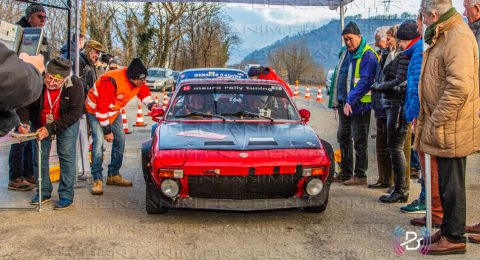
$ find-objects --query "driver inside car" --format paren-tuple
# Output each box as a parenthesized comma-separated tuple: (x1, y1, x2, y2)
(174, 94, 214, 117)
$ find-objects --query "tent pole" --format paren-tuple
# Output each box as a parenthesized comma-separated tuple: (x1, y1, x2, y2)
(75, 0, 80, 76)
(340, 0, 345, 46)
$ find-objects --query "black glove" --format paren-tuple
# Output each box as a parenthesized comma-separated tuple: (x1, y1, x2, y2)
(370, 82, 379, 91)
(393, 81, 407, 93)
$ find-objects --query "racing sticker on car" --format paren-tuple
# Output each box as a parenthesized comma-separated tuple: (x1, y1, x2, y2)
(259, 108, 271, 118)
(176, 130, 227, 140)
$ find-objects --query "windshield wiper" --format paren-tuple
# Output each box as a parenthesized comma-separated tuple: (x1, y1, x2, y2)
(222, 110, 274, 122)
(175, 111, 226, 121)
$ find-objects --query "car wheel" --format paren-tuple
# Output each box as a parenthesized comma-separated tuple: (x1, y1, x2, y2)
(304, 198, 328, 213)
(145, 182, 169, 214)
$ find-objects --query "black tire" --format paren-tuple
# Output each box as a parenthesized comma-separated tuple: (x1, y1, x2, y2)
(145, 182, 169, 214)
(304, 198, 328, 213)
(320, 139, 335, 185)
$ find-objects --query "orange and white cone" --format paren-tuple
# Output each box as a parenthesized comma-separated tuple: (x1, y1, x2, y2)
(133, 104, 147, 127)
(316, 87, 324, 102)
(155, 96, 159, 104)
(121, 109, 132, 134)
(304, 87, 311, 99)
(293, 80, 299, 97)
(162, 91, 169, 107)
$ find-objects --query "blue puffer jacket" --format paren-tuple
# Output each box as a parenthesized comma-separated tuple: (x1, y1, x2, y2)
(403, 38, 423, 123)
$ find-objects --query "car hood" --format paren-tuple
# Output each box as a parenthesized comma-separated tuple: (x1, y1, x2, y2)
(156, 121, 320, 150)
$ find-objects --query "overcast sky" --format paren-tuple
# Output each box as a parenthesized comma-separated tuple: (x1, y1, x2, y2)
(224, 0, 465, 64)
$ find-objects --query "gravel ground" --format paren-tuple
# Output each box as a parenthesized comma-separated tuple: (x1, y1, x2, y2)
(0, 89, 479, 259)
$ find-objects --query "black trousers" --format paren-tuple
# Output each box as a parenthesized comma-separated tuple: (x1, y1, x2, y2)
(376, 118, 393, 185)
(337, 104, 371, 178)
(385, 106, 407, 193)
(437, 156, 467, 243)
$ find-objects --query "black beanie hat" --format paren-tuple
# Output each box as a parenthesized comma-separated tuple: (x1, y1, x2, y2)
(397, 20, 420, 40)
(126, 58, 148, 80)
(25, 3, 46, 19)
(248, 66, 260, 77)
(342, 21, 361, 35)
(46, 57, 72, 79)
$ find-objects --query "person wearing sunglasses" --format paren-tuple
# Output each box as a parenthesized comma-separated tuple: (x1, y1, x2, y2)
(16, 3, 50, 61)
(16, 57, 85, 210)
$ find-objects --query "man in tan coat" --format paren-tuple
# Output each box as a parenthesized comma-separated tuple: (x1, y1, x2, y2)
(415, 0, 480, 255)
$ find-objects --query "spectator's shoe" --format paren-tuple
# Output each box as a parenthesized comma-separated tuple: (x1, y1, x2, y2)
(465, 223, 480, 234)
(410, 167, 420, 179)
(54, 198, 73, 210)
(332, 174, 351, 183)
(386, 187, 395, 194)
(379, 192, 408, 203)
(30, 194, 51, 205)
(91, 180, 103, 195)
(343, 177, 367, 186)
(8, 178, 33, 191)
(367, 182, 392, 189)
(427, 236, 466, 255)
(468, 234, 480, 244)
(106, 174, 132, 186)
(400, 199, 426, 214)
(410, 217, 442, 228)
(23, 176, 37, 186)
(422, 230, 442, 245)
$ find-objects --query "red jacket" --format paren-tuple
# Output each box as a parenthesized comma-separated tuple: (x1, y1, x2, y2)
(258, 67, 293, 96)
(86, 68, 152, 127)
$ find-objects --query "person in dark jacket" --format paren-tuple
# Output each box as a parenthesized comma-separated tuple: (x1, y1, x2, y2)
(328, 21, 379, 186)
(17, 57, 84, 209)
(79, 40, 103, 92)
(16, 3, 50, 61)
(369, 26, 394, 189)
(0, 43, 44, 138)
(371, 24, 410, 203)
(8, 3, 51, 190)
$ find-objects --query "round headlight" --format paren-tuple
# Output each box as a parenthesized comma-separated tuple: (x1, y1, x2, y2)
(160, 179, 180, 198)
(305, 178, 323, 196)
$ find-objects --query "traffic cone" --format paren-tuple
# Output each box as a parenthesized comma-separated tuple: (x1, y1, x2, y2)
(155, 96, 159, 104)
(316, 87, 324, 102)
(121, 109, 132, 134)
(304, 87, 311, 99)
(133, 104, 147, 127)
(163, 91, 169, 106)
(293, 80, 299, 97)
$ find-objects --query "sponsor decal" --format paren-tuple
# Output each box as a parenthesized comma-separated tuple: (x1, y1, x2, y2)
(176, 130, 227, 140)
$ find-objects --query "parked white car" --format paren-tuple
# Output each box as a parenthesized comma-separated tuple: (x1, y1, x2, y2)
(146, 68, 174, 91)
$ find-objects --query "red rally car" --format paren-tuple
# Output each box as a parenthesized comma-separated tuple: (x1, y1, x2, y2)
(141, 79, 334, 214)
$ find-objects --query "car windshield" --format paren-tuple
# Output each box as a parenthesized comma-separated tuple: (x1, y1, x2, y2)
(178, 70, 248, 83)
(166, 84, 299, 121)
(148, 70, 166, 78)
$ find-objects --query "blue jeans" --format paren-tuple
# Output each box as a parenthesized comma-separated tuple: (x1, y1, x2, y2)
(33, 121, 79, 200)
(418, 177, 426, 204)
(9, 140, 34, 180)
(87, 113, 125, 181)
(411, 149, 421, 169)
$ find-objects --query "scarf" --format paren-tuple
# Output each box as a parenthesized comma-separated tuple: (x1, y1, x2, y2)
(424, 7, 457, 45)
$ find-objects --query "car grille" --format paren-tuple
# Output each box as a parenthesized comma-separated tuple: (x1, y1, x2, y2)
(187, 174, 302, 199)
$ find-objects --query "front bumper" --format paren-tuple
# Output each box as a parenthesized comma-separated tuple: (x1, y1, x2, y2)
(152, 180, 330, 211)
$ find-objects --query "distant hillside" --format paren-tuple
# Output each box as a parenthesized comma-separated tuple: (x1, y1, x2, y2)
(241, 18, 405, 71)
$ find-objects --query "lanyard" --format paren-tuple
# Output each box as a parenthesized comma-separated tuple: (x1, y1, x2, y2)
(47, 87, 63, 115)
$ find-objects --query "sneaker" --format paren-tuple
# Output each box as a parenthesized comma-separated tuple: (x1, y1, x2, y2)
(30, 194, 52, 205)
(343, 176, 367, 186)
(400, 199, 426, 214)
(54, 198, 73, 210)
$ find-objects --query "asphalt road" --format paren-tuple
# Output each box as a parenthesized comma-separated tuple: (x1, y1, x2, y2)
(0, 89, 479, 259)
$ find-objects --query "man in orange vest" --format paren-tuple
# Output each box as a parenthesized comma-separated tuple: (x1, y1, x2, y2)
(85, 58, 156, 195)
